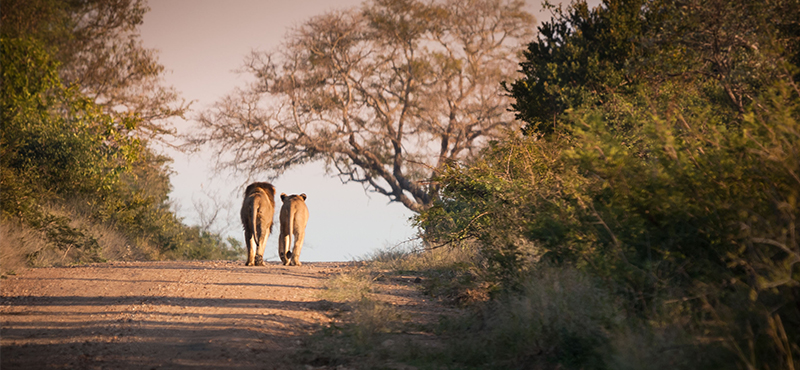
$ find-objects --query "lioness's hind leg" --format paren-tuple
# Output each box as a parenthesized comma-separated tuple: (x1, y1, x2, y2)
(289, 232, 304, 266)
(279, 233, 290, 265)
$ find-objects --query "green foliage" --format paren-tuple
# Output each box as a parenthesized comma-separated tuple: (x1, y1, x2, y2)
(565, 84, 799, 369)
(421, 0, 800, 368)
(424, 86, 800, 368)
(417, 134, 569, 287)
(506, 0, 645, 135)
(1, 35, 241, 267)
(2, 36, 134, 263)
(1, 37, 141, 201)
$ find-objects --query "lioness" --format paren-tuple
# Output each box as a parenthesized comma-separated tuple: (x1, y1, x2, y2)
(278, 193, 309, 266)
(240, 182, 276, 266)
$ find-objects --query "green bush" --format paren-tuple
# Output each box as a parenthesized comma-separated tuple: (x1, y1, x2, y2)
(1, 36, 242, 268)
(418, 1, 800, 368)
(423, 82, 800, 370)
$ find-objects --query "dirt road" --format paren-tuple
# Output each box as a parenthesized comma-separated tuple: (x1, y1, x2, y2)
(0, 260, 360, 369)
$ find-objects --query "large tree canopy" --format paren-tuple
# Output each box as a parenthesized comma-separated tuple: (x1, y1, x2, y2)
(192, 0, 534, 212)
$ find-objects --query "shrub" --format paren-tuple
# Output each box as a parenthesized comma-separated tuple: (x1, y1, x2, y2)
(1, 36, 242, 268)
(418, 1, 800, 367)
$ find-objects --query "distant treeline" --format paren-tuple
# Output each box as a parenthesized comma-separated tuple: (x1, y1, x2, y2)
(1, 0, 242, 271)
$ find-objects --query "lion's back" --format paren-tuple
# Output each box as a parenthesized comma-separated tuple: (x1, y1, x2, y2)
(241, 182, 276, 229)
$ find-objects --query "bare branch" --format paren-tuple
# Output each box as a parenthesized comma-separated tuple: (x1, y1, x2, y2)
(190, 0, 533, 212)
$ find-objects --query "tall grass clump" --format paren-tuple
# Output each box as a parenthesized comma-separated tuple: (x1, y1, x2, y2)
(438, 267, 621, 369)
(0, 219, 47, 276)
(322, 269, 375, 303)
(369, 242, 495, 304)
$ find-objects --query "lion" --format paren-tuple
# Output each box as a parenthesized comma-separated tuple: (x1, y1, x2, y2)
(278, 193, 309, 266)
(240, 182, 276, 266)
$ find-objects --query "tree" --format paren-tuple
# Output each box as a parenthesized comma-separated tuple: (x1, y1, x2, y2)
(506, 0, 645, 136)
(1, 2, 241, 266)
(0, 37, 142, 206)
(507, 0, 800, 137)
(192, 0, 534, 212)
(0, 0, 188, 139)
(1, 35, 143, 263)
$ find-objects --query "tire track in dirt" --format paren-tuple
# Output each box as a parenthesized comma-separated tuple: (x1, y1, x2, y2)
(1, 260, 353, 369)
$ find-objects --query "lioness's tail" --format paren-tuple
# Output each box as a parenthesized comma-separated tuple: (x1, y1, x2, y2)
(285, 208, 294, 259)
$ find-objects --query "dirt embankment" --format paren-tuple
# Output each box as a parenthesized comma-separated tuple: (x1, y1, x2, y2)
(0, 261, 369, 369)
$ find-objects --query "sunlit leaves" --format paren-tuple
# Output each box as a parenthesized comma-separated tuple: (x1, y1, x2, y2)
(1, 37, 142, 200)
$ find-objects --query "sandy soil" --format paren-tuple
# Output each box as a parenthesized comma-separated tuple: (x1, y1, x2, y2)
(0, 260, 397, 369)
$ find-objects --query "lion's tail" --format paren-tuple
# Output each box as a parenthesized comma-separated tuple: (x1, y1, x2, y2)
(252, 200, 263, 247)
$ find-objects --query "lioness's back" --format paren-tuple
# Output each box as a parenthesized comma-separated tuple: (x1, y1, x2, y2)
(279, 194, 308, 234)
(278, 193, 308, 266)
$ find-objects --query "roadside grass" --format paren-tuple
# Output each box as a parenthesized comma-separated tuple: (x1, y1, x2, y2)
(434, 267, 622, 369)
(0, 218, 47, 277)
(1, 194, 243, 274)
(1, 199, 164, 277)
(367, 242, 493, 305)
(300, 265, 414, 369)
(429, 267, 729, 370)
(300, 243, 493, 369)
(306, 243, 733, 369)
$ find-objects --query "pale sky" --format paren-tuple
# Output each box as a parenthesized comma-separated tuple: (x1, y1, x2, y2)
(138, 0, 559, 262)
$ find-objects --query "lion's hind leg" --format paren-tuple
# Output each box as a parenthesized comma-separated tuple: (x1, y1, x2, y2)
(244, 229, 256, 266)
(253, 200, 272, 266)
(255, 228, 269, 267)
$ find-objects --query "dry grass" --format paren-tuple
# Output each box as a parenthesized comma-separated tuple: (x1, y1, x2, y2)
(365, 242, 495, 305)
(1, 199, 163, 273)
(0, 219, 46, 276)
(301, 245, 480, 369)
(312, 248, 740, 369)
(313, 246, 724, 369)
(367, 241, 480, 273)
(330, 247, 701, 369)
(321, 269, 374, 302)
(319, 267, 405, 346)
